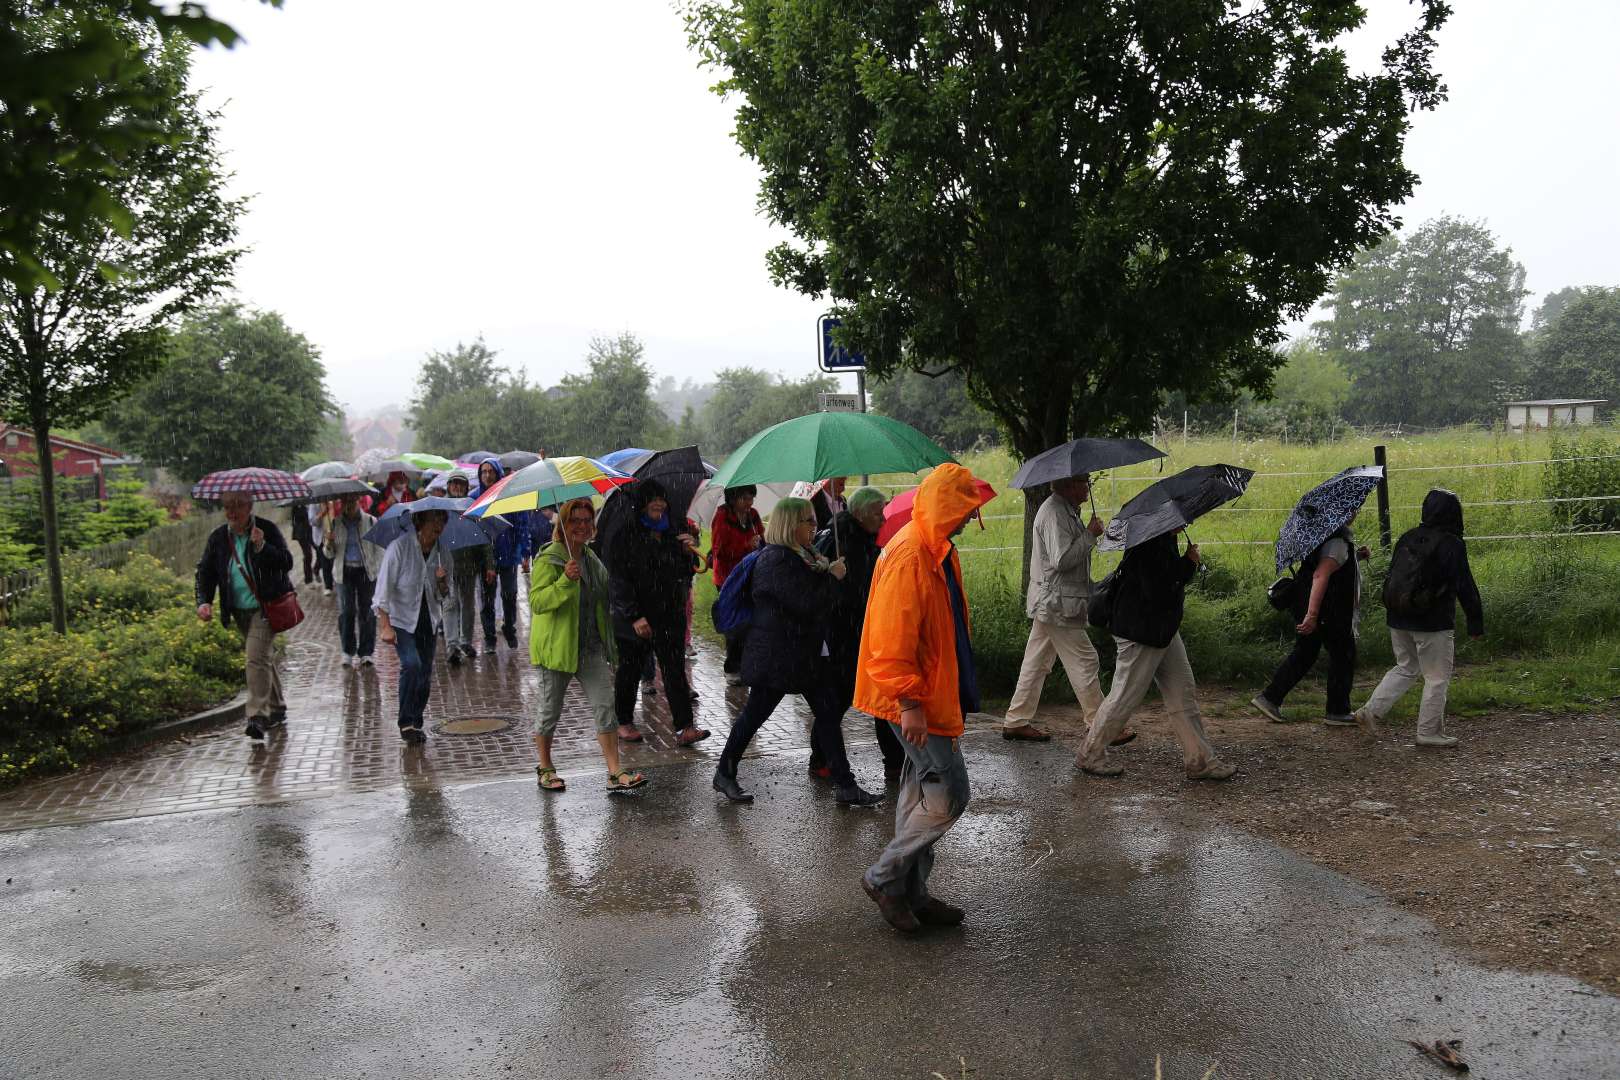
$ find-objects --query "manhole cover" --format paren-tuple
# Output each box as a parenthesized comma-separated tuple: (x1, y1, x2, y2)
(436, 716, 514, 736)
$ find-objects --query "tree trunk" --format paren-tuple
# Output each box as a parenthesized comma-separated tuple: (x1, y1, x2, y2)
(31, 412, 68, 634)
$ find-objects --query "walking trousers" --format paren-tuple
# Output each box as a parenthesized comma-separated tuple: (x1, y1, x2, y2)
(864, 732, 970, 901)
(1362, 628, 1455, 737)
(1262, 621, 1357, 716)
(614, 626, 694, 730)
(722, 683, 856, 787)
(235, 609, 285, 720)
(1005, 618, 1104, 728)
(1078, 633, 1215, 773)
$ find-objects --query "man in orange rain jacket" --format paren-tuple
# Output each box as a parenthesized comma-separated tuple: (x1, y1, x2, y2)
(857, 463, 993, 933)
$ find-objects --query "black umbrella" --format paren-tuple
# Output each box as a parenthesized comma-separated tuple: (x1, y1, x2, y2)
(1010, 438, 1166, 490)
(1098, 464, 1254, 551)
(277, 477, 379, 507)
(1274, 466, 1383, 571)
(595, 446, 714, 564)
(499, 450, 540, 472)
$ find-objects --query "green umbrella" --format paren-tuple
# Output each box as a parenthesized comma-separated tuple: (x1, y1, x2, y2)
(399, 451, 455, 472)
(709, 412, 955, 489)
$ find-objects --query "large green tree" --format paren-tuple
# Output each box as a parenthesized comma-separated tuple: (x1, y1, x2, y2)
(1529, 287, 1620, 406)
(687, 0, 1450, 579)
(1, 0, 272, 292)
(871, 367, 1000, 453)
(408, 337, 513, 454)
(1316, 216, 1528, 427)
(106, 305, 332, 482)
(0, 28, 242, 632)
(551, 333, 669, 454)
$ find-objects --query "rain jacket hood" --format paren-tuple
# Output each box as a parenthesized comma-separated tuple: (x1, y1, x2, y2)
(470, 457, 507, 500)
(1421, 488, 1464, 536)
(854, 464, 993, 738)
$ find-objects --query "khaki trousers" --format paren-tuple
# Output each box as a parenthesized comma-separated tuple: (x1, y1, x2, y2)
(239, 609, 285, 720)
(1362, 628, 1455, 737)
(1005, 619, 1104, 727)
(1078, 633, 1214, 773)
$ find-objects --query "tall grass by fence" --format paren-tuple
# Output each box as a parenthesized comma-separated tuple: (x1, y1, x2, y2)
(0, 511, 222, 623)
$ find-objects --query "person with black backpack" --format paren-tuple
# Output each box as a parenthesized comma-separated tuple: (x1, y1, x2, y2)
(1355, 489, 1484, 747)
(1251, 521, 1370, 726)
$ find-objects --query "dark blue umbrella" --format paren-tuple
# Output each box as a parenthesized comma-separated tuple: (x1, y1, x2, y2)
(1274, 466, 1384, 571)
(602, 447, 654, 472)
(363, 497, 506, 552)
(1098, 464, 1254, 551)
(1010, 438, 1166, 489)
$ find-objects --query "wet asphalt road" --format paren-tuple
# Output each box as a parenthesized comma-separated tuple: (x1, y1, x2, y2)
(3, 734, 1617, 1080)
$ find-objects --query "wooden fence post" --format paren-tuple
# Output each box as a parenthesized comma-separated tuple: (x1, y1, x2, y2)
(1374, 444, 1392, 548)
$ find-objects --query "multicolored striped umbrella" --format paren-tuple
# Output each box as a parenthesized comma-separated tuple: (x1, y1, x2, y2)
(192, 467, 311, 502)
(465, 456, 630, 517)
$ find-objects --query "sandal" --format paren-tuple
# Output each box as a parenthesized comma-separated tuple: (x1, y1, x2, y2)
(617, 725, 644, 743)
(676, 727, 711, 747)
(536, 766, 566, 791)
(607, 769, 648, 791)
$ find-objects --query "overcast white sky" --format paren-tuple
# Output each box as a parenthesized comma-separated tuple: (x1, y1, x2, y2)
(189, 0, 1620, 416)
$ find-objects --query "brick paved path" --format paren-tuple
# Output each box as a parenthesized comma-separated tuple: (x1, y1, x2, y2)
(0, 578, 958, 832)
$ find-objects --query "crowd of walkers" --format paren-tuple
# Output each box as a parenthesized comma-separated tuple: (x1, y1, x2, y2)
(195, 451, 1486, 935)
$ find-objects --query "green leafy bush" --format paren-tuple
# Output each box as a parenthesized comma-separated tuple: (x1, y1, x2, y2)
(1544, 431, 1620, 530)
(0, 566, 241, 788)
(8, 553, 189, 628)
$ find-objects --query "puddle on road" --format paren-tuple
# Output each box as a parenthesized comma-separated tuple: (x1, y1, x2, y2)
(71, 959, 216, 993)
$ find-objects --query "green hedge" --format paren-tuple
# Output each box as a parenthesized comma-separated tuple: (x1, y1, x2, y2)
(0, 558, 242, 788)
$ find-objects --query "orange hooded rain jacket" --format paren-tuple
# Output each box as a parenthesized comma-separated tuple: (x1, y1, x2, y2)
(854, 463, 994, 738)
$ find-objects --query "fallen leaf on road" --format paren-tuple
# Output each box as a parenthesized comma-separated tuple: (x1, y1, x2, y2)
(1404, 1038, 1468, 1072)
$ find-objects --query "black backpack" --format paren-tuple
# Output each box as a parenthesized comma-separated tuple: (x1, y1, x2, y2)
(1383, 530, 1445, 618)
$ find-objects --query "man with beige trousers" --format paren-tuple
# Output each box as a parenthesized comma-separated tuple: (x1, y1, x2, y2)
(1003, 473, 1125, 743)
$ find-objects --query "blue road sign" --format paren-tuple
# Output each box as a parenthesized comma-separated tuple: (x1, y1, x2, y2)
(817, 315, 866, 373)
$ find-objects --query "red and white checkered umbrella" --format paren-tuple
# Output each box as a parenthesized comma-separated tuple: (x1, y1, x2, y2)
(191, 467, 312, 502)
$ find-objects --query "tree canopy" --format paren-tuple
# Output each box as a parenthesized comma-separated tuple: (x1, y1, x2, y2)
(106, 304, 334, 482)
(1316, 216, 1527, 427)
(870, 367, 1000, 453)
(686, 0, 1451, 466)
(1529, 287, 1620, 406)
(698, 366, 837, 455)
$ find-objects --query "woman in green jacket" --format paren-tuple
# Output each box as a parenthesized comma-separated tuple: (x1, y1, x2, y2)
(530, 498, 647, 792)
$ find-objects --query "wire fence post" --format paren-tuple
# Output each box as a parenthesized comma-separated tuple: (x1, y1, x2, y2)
(1374, 444, 1392, 548)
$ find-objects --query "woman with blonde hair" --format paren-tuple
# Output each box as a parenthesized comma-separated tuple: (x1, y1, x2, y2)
(712, 497, 882, 806)
(529, 498, 646, 792)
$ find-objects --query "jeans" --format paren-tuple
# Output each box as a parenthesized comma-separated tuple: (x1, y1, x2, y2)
(392, 599, 436, 731)
(722, 682, 855, 786)
(615, 626, 693, 730)
(338, 569, 376, 658)
(864, 732, 970, 901)
(1262, 621, 1357, 716)
(481, 564, 518, 641)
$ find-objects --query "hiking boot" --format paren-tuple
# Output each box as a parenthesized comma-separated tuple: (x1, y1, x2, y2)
(1250, 694, 1286, 723)
(862, 878, 920, 933)
(834, 783, 884, 807)
(912, 896, 965, 927)
(1323, 713, 1357, 727)
(1079, 759, 1124, 777)
(713, 762, 752, 803)
(1187, 760, 1239, 781)
(1415, 733, 1459, 749)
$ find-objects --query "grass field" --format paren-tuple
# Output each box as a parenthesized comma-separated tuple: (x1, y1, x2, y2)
(699, 424, 1620, 724)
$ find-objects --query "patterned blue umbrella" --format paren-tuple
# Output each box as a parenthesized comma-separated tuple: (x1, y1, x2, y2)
(1274, 465, 1384, 571)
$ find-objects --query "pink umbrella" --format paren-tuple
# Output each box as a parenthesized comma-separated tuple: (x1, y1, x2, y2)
(877, 479, 997, 547)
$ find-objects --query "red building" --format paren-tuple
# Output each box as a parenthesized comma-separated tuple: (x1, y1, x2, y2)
(0, 424, 136, 501)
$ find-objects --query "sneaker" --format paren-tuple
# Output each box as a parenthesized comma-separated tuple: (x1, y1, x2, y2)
(360, 655, 374, 667)
(323, 587, 333, 597)
(341, 654, 354, 668)
(244, 718, 266, 740)
(266, 709, 287, 727)
(1079, 759, 1125, 777)
(1187, 760, 1239, 781)
(1323, 714, 1357, 727)
(1415, 733, 1459, 749)
(861, 877, 920, 933)
(912, 895, 965, 927)
(1250, 694, 1286, 723)
(401, 726, 427, 745)
(448, 648, 462, 667)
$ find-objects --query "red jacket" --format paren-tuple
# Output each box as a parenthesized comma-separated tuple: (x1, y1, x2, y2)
(710, 506, 763, 587)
